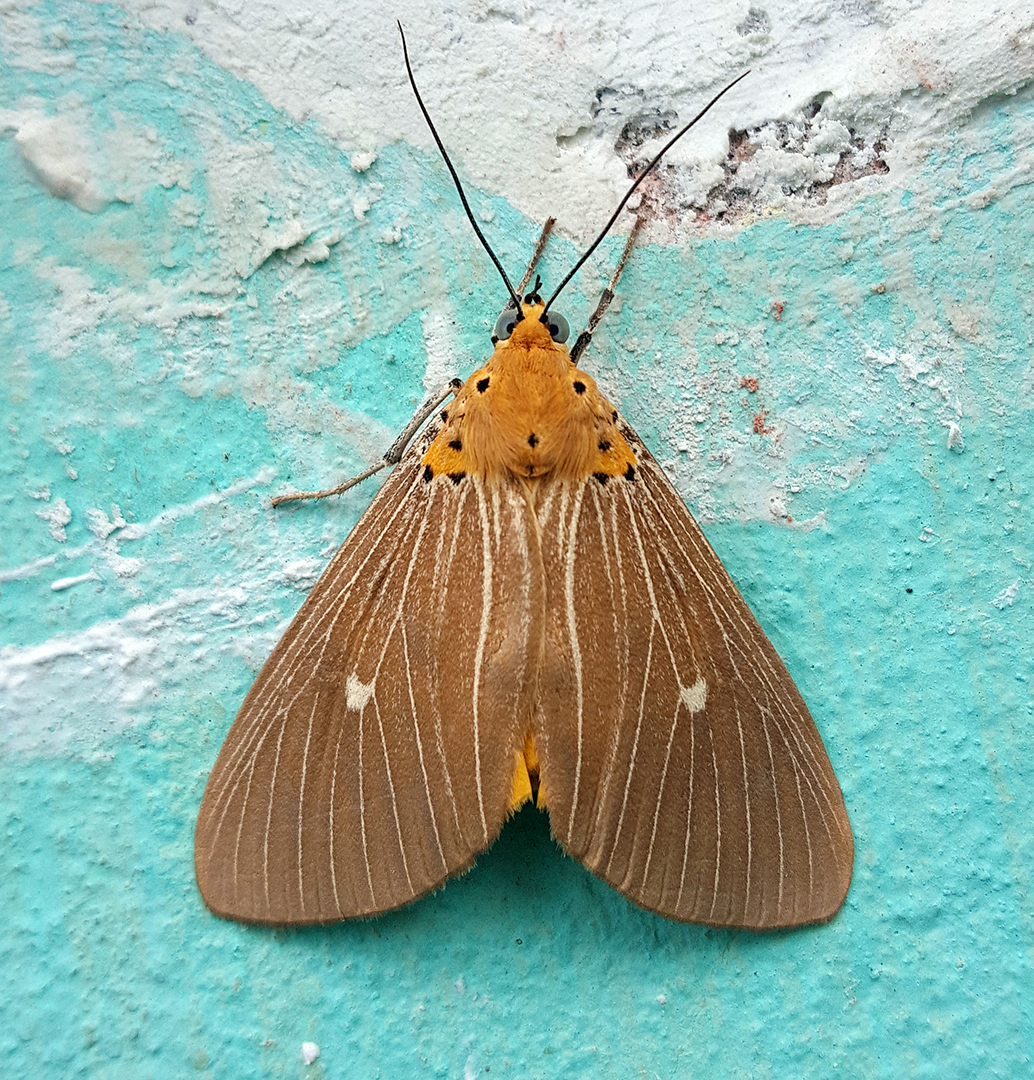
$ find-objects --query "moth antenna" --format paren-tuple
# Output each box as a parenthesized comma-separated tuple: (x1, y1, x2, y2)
(398, 22, 523, 315)
(543, 69, 751, 316)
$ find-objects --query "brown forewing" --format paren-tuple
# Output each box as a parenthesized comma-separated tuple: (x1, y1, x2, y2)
(533, 421, 853, 928)
(195, 424, 544, 924)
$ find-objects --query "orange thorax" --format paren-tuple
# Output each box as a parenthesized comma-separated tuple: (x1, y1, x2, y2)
(421, 300, 637, 485)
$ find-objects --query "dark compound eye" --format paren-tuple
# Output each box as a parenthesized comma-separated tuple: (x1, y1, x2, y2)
(494, 306, 519, 340)
(545, 311, 570, 343)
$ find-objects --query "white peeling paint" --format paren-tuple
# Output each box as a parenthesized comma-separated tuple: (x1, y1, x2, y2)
(421, 309, 475, 394)
(97, 0, 1034, 242)
(300, 1042, 320, 1065)
(991, 580, 1021, 610)
(50, 570, 100, 592)
(5, 469, 279, 590)
(0, 585, 257, 755)
(36, 497, 71, 542)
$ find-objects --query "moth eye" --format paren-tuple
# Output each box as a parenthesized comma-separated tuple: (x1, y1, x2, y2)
(546, 311, 570, 343)
(494, 306, 518, 340)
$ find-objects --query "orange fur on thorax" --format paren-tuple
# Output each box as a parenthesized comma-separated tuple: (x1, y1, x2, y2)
(422, 301, 637, 486)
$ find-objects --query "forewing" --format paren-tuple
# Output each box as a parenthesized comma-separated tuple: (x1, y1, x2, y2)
(534, 423, 853, 928)
(196, 425, 543, 924)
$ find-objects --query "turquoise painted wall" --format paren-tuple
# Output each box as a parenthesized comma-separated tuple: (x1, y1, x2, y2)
(2, 5, 1032, 1077)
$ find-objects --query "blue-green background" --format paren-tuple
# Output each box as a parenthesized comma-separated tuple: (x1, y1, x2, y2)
(2, 5, 1032, 1077)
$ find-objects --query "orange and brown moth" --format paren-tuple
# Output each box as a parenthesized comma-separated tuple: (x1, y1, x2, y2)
(194, 27, 853, 929)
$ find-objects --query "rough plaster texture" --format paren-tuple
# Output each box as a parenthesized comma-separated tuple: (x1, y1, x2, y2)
(1, 1, 1032, 1077)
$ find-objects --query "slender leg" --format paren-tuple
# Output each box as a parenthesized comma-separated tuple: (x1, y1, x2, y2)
(383, 377, 462, 464)
(568, 215, 643, 365)
(270, 378, 462, 506)
(272, 217, 557, 507)
(516, 217, 556, 299)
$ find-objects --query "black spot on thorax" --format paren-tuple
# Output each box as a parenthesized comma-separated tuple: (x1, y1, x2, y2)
(477, 377, 490, 393)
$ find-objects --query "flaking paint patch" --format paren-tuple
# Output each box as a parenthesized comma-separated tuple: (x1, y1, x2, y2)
(0, 585, 259, 754)
(108, 0, 1034, 243)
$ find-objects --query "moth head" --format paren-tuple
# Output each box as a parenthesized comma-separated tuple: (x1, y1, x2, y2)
(493, 298, 569, 347)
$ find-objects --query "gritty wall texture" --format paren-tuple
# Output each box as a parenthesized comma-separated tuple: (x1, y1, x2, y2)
(1, 2, 1033, 1078)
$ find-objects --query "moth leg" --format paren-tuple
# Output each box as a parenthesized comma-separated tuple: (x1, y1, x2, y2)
(516, 217, 557, 297)
(568, 215, 643, 365)
(383, 378, 463, 464)
(271, 378, 462, 506)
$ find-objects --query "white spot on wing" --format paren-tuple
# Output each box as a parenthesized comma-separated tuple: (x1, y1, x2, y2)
(346, 673, 375, 711)
(680, 677, 708, 713)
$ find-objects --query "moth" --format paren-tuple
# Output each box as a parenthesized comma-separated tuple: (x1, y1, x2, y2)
(194, 28, 853, 928)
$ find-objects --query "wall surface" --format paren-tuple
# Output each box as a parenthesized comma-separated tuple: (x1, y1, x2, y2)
(2, 1, 1033, 1077)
